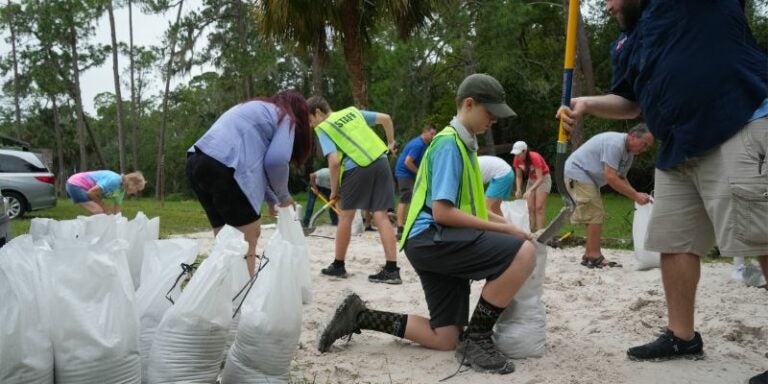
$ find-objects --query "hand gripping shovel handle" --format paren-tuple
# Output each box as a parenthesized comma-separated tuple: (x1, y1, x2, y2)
(537, 0, 580, 244)
(311, 185, 340, 214)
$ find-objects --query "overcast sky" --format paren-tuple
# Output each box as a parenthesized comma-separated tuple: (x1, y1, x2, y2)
(1, 0, 207, 116)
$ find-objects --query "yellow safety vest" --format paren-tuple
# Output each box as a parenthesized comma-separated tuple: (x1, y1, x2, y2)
(399, 126, 488, 249)
(315, 107, 388, 168)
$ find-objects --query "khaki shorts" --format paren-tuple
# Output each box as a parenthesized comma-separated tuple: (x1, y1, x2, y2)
(645, 118, 768, 257)
(565, 178, 604, 224)
(526, 173, 552, 194)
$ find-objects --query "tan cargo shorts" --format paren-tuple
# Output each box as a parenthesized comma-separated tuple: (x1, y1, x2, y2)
(645, 118, 768, 257)
(527, 173, 553, 194)
(565, 178, 605, 225)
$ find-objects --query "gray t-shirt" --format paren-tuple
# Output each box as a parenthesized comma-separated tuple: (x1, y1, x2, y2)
(564, 132, 634, 187)
(313, 168, 332, 189)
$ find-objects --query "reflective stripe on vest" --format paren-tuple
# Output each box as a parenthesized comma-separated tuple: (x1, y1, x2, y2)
(399, 126, 488, 249)
(315, 107, 388, 168)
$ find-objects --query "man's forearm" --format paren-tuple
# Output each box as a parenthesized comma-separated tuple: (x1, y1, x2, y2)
(582, 94, 641, 120)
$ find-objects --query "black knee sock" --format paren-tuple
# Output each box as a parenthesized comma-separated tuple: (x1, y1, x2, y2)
(466, 296, 505, 335)
(385, 261, 398, 271)
(357, 309, 408, 338)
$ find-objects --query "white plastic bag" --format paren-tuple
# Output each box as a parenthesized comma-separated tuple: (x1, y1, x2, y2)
(275, 206, 312, 304)
(136, 238, 200, 383)
(352, 209, 364, 235)
(221, 227, 254, 363)
(147, 226, 246, 384)
(48, 238, 141, 384)
(126, 212, 161, 289)
(29, 217, 53, 241)
(221, 208, 305, 383)
(732, 257, 766, 287)
(633, 202, 660, 270)
(501, 200, 530, 232)
(0, 236, 54, 384)
(493, 242, 547, 358)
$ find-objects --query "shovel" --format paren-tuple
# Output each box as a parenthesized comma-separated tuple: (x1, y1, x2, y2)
(303, 186, 340, 235)
(536, 0, 579, 244)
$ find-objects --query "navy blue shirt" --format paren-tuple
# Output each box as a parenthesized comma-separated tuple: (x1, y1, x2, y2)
(610, 0, 768, 170)
(394, 135, 429, 178)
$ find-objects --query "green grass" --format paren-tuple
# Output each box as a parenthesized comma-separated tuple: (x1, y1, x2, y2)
(6, 192, 737, 264)
(544, 192, 636, 248)
(10, 192, 634, 242)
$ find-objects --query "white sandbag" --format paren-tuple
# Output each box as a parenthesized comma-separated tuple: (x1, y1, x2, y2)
(147, 226, 246, 384)
(274, 206, 312, 304)
(78, 213, 127, 243)
(493, 242, 547, 358)
(48, 238, 140, 384)
(221, 208, 304, 383)
(633, 202, 660, 270)
(136, 239, 200, 383)
(221, 228, 253, 362)
(501, 199, 530, 232)
(29, 217, 53, 240)
(126, 212, 161, 289)
(731, 257, 766, 287)
(47, 218, 87, 240)
(352, 209, 364, 235)
(0, 236, 54, 384)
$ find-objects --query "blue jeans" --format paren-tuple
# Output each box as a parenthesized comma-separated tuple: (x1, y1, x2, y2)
(303, 186, 338, 227)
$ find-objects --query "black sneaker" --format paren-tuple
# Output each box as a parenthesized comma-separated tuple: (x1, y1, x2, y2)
(627, 329, 704, 361)
(368, 267, 402, 284)
(321, 262, 348, 278)
(317, 292, 366, 352)
(749, 371, 768, 384)
(455, 333, 515, 374)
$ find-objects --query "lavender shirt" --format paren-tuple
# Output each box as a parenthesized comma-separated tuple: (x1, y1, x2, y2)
(189, 100, 295, 210)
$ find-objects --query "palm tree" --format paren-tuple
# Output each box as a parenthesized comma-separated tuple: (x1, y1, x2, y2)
(256, 0, 442, 107)
(107, 0, 127, 173)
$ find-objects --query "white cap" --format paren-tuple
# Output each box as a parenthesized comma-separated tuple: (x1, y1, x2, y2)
(510, 141, 528, 155)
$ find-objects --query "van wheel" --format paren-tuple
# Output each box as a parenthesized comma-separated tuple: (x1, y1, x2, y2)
(4, 191, 27, 219)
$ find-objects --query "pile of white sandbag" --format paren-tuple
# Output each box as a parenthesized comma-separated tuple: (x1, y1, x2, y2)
(1, 209, 311, 383)
(1, 212, 160, 384)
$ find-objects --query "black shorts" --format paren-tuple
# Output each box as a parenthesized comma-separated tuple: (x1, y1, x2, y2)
(339, 157, 395, 211)
(186, 149, 260, 228)
(404, 225, 525, 329)
(397, 177, 415, 204)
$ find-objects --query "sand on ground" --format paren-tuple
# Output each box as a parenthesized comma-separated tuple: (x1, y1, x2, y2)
(181, 225, 767, 384)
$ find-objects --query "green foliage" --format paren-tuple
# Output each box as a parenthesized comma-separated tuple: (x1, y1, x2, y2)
(3, 0, 768, 202)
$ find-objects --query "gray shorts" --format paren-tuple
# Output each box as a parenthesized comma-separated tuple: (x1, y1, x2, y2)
(404, 225, 525, 328)
(645, 118, 768, 257)
(397, 177, 415, 203)
(339, 157, 395, 211)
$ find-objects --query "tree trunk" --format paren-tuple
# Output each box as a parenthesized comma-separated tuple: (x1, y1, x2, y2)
(51, 97, 66, 197)
(7, 1, 22, 139)
(234, 0, 252, 99)
(576, 15, 595, 96)
(128, 0, 139, 171)
(339, 0, 368, 108)
(311, 28, 328, 96)
(462, 1, 495, 153)
(108, 0, 127, 173)
(569, 11, 594, 149)
(69, 23, 89, 171)
(156, 0, 184, 203)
